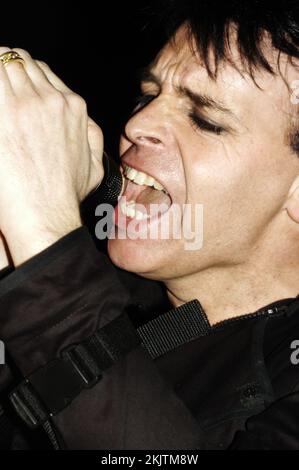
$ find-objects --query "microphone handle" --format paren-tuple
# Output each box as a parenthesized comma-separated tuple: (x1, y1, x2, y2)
(80, 152, 123, 221)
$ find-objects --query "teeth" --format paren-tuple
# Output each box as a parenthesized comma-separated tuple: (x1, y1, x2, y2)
(134, 173, 146, 185)
(146, 176, 155, 186)
(153, 181, 164, 191)
(120, 200, 149, 220)
(123, 164, 167, 193)
(126, 168, 137, 180)
(135, 210, 148, 221)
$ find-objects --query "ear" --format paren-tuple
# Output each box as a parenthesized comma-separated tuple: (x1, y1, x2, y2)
(286, 178, 299, 223)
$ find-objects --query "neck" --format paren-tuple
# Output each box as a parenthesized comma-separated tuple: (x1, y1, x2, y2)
(166, 239, 299, 326)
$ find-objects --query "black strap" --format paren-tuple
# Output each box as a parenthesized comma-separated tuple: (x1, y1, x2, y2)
(9, 300, 210, 430)
(137, 300, 211, 359)
(0, 405, 14, 449)
(9, 313, 140, 429)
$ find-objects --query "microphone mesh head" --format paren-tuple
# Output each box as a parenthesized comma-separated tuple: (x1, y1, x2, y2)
(100, 152, 123, 205)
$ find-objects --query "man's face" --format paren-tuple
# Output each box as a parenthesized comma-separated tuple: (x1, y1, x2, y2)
(108, 25, 299, 281)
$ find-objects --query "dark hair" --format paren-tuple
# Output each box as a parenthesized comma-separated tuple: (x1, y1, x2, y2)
(147, 0, 299, 152)
(153, 0, 299, 77)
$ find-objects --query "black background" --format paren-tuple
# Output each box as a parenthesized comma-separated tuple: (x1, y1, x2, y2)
(0, 1, 164, 157)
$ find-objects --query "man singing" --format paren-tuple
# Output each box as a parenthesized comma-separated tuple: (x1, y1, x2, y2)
(0, 0, 299, 450)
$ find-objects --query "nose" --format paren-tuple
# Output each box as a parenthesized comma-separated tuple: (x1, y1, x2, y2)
(123, 101, 166, 148)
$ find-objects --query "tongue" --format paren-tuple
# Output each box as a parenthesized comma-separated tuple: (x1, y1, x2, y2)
(135, 186, 171, 207)
(134, 186, 172, 218)
(122, 180, 172, 219)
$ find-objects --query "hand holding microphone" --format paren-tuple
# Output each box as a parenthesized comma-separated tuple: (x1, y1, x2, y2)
(0, 47, 104, 266)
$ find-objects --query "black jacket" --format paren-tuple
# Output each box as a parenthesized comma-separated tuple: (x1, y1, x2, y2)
(0, 226, 298, 450)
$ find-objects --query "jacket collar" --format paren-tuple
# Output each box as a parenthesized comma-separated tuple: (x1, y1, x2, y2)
(136, 296, 299, 360)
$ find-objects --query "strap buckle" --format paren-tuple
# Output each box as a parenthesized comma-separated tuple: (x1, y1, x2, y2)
(10, 346, 102, 429)
(9, 313, 140, 429)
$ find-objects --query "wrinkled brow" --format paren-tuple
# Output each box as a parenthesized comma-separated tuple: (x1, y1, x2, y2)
(139, 66, 236, 118)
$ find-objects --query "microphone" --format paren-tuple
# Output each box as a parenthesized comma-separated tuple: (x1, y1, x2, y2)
(80, 152, 124, 222)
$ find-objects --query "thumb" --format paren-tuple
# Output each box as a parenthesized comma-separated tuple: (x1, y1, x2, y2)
(87, 118, 105, 191)
(0, 232, 11, 270)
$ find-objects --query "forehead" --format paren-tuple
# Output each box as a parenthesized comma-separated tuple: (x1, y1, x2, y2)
(148, 25, 294, 117)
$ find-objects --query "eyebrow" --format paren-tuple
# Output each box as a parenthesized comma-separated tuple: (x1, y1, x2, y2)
(139, 67, 236, 119)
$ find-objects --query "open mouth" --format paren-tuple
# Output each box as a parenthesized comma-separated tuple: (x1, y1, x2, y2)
(116, 164, 173, 224)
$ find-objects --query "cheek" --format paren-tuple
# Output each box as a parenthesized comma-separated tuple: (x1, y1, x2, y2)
(184, 138, 241, 204)
(183, 139, 279, 240)
(184, 132, 282, 204)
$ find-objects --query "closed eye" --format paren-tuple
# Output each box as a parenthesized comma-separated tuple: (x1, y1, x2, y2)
(189, 112, 225, 135)
(132, 94, 226, 136)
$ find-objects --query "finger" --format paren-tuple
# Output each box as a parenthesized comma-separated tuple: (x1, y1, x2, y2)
(88, 118, 105, 190)
(0, 47, 14, 99)
(35, 60, 73, 94)
(12, 48, 55, 94)
(1, 48, 36, 96)
(88, 118, 104, 161)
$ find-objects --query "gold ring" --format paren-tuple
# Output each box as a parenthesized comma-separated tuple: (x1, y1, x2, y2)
(0, 51, 24, 67)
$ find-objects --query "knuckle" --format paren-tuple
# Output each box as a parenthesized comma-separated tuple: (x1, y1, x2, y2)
(12, 48, 31, 58)
(0, 47, 12, 54)
(89, 119, 103, 138)
(36, 60, 49, 69)
(67, 92, 87, 111)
